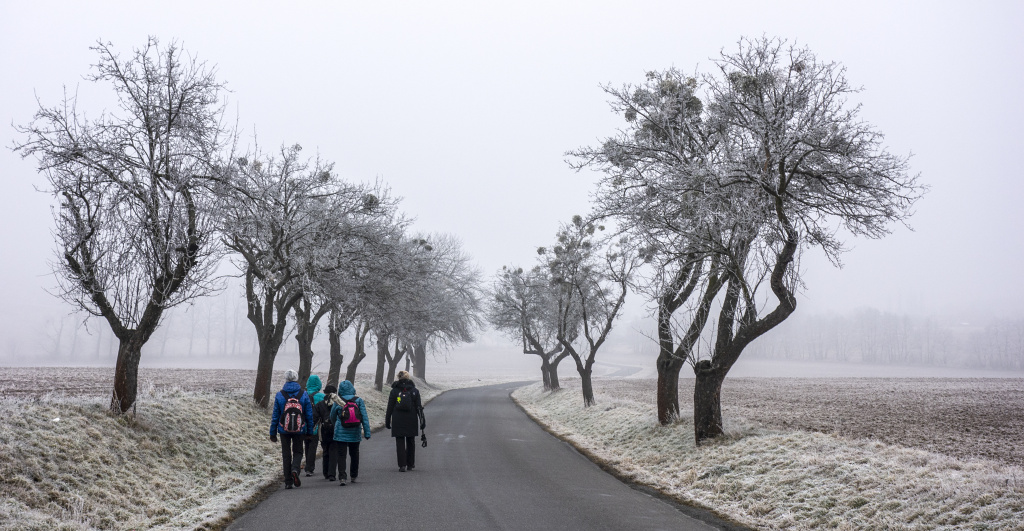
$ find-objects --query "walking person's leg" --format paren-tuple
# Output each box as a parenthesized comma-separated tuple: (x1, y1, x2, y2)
(337, 442, 349, 484)
(288, 435, 303, 486)
(304, 435, 316, 475)
(329, 440, 342, 481)
(349, 441, 360, 481)
(280, 435, 293, 487)
(321, 434, 333, 479)
(406, 436, 416, 469)
(396, 437, 407, 471)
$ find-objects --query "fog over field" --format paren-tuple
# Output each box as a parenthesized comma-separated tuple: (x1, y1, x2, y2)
(1, 1, 1022, 377)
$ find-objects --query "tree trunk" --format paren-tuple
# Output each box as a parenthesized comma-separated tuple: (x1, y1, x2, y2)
(539, 356, 552, 390)
(295, 306, 315, 387)
(374, 331, 390, 392)
(549, 351, 570, 391)
(110, 336, 145, 413)
(386, 338, 404, 385)
(656, 310, 685, 424)
(656, 354, 685, 425)
(346, 338, 365, 383)
(580, 367, 595, 407)
(693, 360, 726, 444)
(412, 341, 426, 381)
(253, 339, 279, 408)
(326, 316, 344, 388)
(296, 325, 314, 389)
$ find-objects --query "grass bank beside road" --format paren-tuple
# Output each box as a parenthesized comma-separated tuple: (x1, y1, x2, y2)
(513, 380, 1024, 530)
(0, 369, 456, 530)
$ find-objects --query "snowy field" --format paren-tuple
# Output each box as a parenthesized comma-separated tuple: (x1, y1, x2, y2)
(4, 368, 1023, 529)
(513, 378, 1024, 530)
(0, 368, 480, 530)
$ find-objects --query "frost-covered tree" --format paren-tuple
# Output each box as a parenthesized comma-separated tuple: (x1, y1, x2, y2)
(368, 234, 482, 390)
(221, 144, 346, 407)
(312, 187, 407, 386)
(404, 234, 484, 382)
(13, 38, 230, 413)
(488, 264, 576, 390)
(543, 216, 640, 406)
(291, 182, 399, 387)
(572, 37, 924, 443)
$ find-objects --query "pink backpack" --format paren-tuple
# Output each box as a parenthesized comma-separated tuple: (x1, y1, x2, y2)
(280, 392, 305, 434)
(339, 397, 362, 428)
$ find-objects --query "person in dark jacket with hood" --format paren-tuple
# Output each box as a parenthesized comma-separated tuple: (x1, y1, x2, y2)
(313, 383, 337, 480)
(269, 369, 314, 489)
(330, 380, 371, 485)
(385, 371, 425, 472)
(303, 374, 324, 476)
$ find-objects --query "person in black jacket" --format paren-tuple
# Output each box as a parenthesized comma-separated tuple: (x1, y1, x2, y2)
(385, 371, 425, 472)
(313, 384, 337, 480)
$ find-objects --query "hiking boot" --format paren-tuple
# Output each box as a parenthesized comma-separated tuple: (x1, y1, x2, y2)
(291, 471, 301, 487)
(399, 466, 407, 472)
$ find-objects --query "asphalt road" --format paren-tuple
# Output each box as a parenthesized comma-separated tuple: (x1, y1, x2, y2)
(227, 382, 724, 531)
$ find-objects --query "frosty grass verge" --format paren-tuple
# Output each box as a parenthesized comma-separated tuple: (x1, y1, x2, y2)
(513, 382, 1024, 531)
(0, 375, 472, 531)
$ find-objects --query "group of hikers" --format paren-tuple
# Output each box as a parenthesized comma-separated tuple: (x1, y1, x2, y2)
(269, 369, 426, 489)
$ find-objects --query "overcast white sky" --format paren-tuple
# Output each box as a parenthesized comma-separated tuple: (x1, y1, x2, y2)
(1, 1, 1022, 369)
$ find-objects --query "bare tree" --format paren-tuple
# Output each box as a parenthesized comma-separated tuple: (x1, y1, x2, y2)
(488, 264, 575, 390)
(13, 38, 229, 413)
(220, 144, 337, 407)
(573, 37, 924, 443)
(544, 216, 641, 406)
(295, 183, 403, 386)
(404, 233, 483, 382)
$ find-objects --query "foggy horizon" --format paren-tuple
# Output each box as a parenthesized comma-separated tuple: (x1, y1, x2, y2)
(2, 1, 1022, 376)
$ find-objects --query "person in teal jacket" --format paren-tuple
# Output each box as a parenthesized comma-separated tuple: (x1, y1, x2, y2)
(303, 374, 324, 476)
(329, 380, 371, 485)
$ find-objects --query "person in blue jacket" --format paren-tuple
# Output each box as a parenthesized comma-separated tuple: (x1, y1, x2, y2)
(329, 380, 371, 486)
(269, 369, 314, 489)
(302, 374, 324, 476)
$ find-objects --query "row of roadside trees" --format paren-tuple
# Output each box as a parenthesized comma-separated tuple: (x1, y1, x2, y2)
(489, 37, 924, 444)
(13, 37, 482, 412)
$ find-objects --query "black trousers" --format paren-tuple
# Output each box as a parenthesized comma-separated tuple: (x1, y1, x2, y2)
(395, 436, 416, 468)
(303, 434, 317, 473)
(332, 441, 360, 479)
(280, 433, 303, 485)
(320, 432, 335, 479)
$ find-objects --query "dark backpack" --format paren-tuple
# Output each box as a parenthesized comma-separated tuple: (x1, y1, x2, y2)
(339, 397, 362, 428)
(395, 388, 414, 412)
(317, 401, 333, 431)
(280, 391, 305, 434)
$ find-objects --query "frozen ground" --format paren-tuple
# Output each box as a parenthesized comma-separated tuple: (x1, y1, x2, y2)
(0, 367, 480, 530)
(514, 378, 1024, 530)
(4, 367, 1022, 529)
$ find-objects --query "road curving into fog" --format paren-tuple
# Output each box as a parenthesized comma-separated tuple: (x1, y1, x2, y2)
(227, 382, 737, 531)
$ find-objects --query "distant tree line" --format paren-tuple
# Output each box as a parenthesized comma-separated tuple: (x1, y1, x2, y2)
(744, 310, 1024, 370)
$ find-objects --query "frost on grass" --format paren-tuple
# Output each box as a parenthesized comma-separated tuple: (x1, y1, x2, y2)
(514, 382, 1024, 531)
(0, 369, 456, 530)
